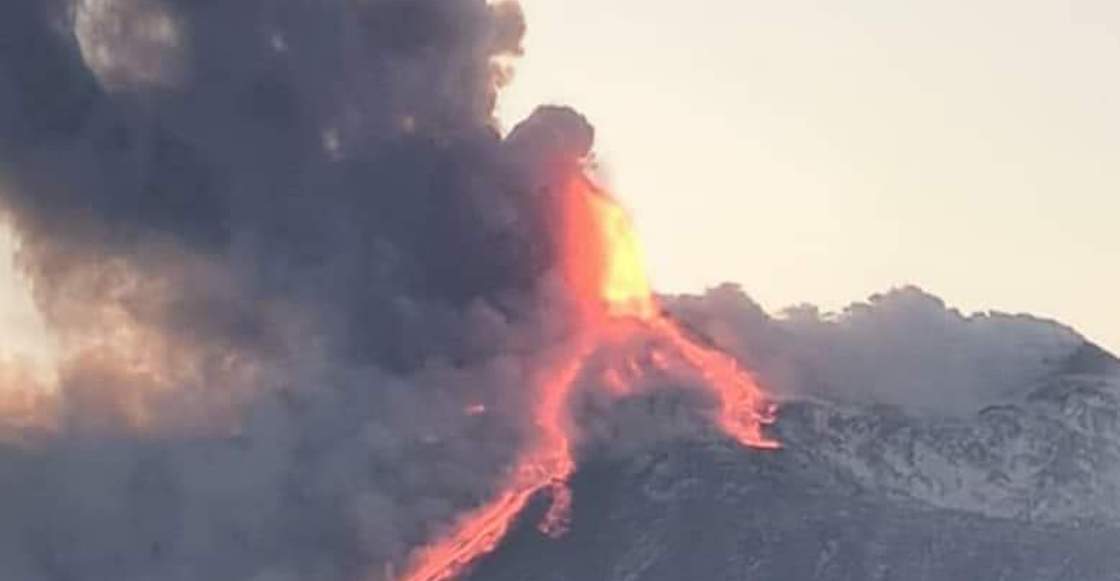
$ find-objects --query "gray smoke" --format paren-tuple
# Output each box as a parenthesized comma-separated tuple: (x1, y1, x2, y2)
(0, 1, 594, 579)
(667, 284, 1096, 416)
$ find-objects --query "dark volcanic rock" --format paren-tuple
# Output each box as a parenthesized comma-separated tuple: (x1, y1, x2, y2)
(470, 363, 1120, 581)
(470, 440, 1120, 581)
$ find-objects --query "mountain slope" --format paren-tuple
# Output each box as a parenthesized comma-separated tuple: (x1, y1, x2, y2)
(469, 343, 1120, 581)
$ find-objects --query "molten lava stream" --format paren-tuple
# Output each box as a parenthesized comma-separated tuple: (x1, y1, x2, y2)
(565, 174, 778, 449)
(398, 340, 592, 581)
(649, 317, 779, 449)
(397, 175, 778, 581)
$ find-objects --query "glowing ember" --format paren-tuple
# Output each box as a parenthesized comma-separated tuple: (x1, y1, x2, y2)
(399, 175, 778, 581)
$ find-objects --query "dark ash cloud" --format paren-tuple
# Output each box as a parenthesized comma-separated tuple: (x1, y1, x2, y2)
(0, 1, 589, 579)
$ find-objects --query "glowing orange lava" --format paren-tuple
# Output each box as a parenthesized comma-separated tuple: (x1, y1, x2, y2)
(398, 175, 777, 581)
(399, 337, 593, 581)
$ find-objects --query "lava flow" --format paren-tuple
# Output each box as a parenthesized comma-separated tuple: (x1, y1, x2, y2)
(398, 175, 778, 581)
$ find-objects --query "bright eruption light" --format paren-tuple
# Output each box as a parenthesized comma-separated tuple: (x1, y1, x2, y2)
(398, 175, 779, 581)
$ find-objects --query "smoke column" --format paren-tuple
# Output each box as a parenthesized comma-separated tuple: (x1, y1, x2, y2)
(0, 1, 782, 579)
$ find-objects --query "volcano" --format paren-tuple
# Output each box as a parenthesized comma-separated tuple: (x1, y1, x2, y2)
(400, 176, 779, 581)
(1, 3, 1116, 581)
(457, 343, 1120, 581)
(395, 163, 1120, 581)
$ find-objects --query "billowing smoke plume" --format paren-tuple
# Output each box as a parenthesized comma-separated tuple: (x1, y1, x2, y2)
(0, 1, 1113, 580)
(0, 1, 597, 578)
(668, 284, 1096, 415)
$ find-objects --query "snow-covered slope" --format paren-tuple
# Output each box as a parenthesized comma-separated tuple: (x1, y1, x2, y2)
(470, 342, 1120, 581)
(779, 358, 1120, 525)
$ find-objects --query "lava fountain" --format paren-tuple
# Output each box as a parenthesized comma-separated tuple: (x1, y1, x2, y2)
(398, 175, 779, 581)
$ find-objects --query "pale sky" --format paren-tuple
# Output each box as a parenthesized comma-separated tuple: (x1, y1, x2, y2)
(497, 0, 1120, 353)
(0, 0, 1116, 371)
